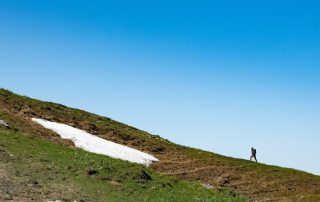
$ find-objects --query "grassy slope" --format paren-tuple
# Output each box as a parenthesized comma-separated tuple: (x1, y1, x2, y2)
(1, 89, 320, 201)
(0, 129, 245, 202)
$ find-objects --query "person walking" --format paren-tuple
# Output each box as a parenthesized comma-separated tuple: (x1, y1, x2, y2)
(250, 147, 257, 162)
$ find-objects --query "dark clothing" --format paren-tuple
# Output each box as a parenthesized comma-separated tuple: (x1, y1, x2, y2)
(250, 148, 257, 162)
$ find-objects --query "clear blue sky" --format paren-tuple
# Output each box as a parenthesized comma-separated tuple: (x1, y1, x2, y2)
(1, 0, 319, 174)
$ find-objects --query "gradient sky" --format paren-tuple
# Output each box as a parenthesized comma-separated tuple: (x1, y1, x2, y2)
(1, 0, 319, 174)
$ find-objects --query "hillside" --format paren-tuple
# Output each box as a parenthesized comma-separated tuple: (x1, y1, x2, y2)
(1, 89, 320, 201)
(0, 129, 246, 202)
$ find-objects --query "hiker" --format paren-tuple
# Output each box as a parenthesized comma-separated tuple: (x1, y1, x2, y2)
(250, 147, 257, 162)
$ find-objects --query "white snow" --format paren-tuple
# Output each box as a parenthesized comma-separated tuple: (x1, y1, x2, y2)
(0, 119, 8, 127)
(32, 118, 159, 166)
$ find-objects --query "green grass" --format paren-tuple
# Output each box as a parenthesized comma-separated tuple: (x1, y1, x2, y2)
(2, 89, 320, 201)
(0, 129, 247, 202)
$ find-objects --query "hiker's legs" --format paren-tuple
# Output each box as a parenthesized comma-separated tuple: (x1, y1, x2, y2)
(250, 155, 257, 162)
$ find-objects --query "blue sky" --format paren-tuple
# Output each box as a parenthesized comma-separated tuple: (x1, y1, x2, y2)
(1, 0, 319, 174)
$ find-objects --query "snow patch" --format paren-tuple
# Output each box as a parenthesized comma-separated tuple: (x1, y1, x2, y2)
(0, 119, 9, 127)
(32, 118, 159, 166)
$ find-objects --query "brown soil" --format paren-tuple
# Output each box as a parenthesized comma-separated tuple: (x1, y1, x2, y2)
(1, 89, 320, 201)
